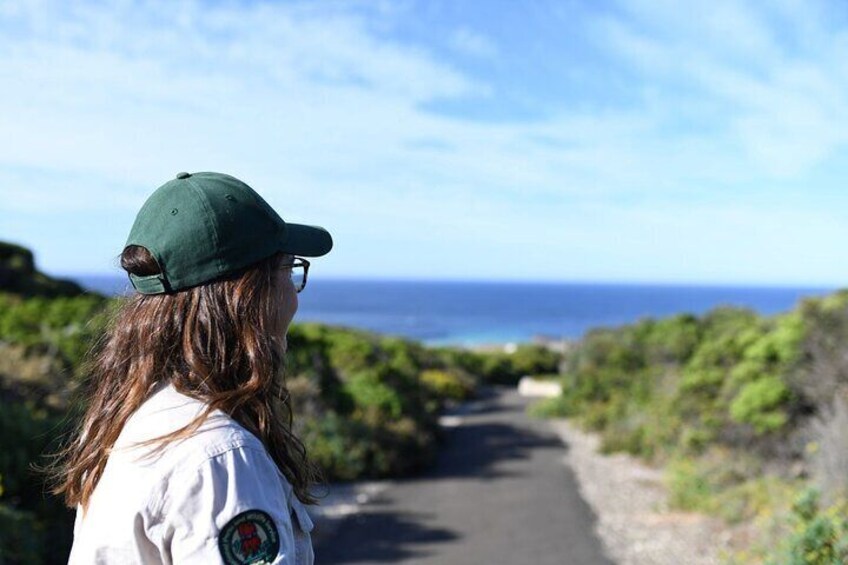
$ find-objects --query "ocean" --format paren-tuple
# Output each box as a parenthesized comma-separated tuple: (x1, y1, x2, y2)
(70, 275, 836, 347)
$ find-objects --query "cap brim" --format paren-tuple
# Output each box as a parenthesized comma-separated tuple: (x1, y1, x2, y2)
(282, 223, 333, 257)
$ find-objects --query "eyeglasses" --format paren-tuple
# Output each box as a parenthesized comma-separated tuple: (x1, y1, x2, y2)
(283, 257, 310, 293)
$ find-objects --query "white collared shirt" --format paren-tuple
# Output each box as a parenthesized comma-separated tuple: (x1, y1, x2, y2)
(67, 381, 314, 565)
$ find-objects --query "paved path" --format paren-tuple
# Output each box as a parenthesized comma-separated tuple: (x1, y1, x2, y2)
(313, 386, 614, 565)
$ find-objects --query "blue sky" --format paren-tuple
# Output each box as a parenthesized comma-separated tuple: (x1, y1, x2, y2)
(2, 0, 848, 285)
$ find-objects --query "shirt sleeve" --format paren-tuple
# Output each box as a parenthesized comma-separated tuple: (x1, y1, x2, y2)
(159, 445, 297, 565)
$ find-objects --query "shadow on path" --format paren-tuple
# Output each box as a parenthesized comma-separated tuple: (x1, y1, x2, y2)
(420, 420, 566, 481)
(314, 505, 458, 564)
(418, 386, 567, 481)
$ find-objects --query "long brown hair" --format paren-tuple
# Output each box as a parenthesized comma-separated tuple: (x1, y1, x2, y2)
(50, 245, 319, 509)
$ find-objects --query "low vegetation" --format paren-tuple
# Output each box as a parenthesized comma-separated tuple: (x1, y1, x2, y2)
(532, 291, 848, 563)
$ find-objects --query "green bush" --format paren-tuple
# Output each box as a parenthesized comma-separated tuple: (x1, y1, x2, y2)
(325, 330, 379, 375)
(527, 394, 573, 419)
(546, 304, 809, 459)
(419, 369, 474, 402)
(599, 420, 648, 456)
(434, 344, 562, 385)
(713, 475, 797, 525)
(477, 353, 516, 384)
(509, 344, 561, 376)
(729, 376, 790, 434)
(344, 370, 405, 421)
(767, 489, 848, 565)
(639, 314, 701, 365)
(300, 411, 369, 481)
(667, 457, 714, 512)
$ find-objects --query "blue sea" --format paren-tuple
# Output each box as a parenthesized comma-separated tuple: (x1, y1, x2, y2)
(70, 275, 837, 347)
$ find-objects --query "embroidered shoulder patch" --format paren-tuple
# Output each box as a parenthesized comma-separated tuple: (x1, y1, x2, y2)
(218, 510, 281, 565)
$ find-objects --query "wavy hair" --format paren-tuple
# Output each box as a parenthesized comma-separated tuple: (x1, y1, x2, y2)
(49, 245, 320, 509)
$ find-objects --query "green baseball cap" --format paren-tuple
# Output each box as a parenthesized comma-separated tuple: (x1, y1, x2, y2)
(124, 171, 333, 295)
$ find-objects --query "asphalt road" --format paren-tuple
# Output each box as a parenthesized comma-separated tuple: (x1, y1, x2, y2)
(313, 386, 615, 565)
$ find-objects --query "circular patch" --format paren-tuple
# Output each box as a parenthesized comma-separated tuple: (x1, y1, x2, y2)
(218, 510, 280, 564)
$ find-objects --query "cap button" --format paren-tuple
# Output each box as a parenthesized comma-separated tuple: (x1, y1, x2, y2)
(176, 172, 191, 179)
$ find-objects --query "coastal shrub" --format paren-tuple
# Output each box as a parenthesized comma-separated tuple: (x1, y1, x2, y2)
(527, 394, 573, 419)
(0, 292, 110, 388)
(548, 304, 814, 459)
(808, 394, 848, 504)
(300, 411, 369, 481)
(576, 327, 645, 374)
(477, 352, 517, 384)
(582, 395, 630, 432)
(344, 370, 405, 421)
(432, 347, 484, 377)
(0, 294, 106, 349)
(430, 343, 561, 385)
(418, 369, 474, 402)
(792, 292, 848, 410)
(746, 313, 804, 366)
(508, 344, 561, 377)
(599, 417, 648, 457)
(595, 387, 678, 460)
(639, 314, 701, 365)
(667, 457, 714, 512)
(767, 488, 848, 565)
(679, 365, 726, 395)
(729, 376, 791, 434)
(679, 311, 762, 395)
(304, 408, 436, 480)
(713, 474, 798, 525)
(325, 330, 379, 375)
(284, 324, 352, 414)
(380, 336, 427, 379)
(677, 425, 715, 455)
(667, 447, 766, 515)
(366, 415, 436, 477)
(284, 323, 480, 480)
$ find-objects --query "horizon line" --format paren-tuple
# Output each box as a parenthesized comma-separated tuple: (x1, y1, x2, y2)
(52, 271, 844, 291)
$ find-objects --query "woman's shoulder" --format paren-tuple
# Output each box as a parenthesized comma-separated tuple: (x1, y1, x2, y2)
(113, 381, 266, 469)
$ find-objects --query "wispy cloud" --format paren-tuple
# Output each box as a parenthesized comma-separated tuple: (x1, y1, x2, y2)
(592, 0, 848, 177)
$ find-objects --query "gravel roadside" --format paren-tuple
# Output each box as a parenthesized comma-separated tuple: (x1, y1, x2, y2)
(549, 418, 734, 565)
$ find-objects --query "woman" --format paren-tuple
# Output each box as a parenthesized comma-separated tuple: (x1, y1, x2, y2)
(52, 172, 332, 564)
